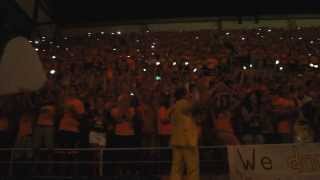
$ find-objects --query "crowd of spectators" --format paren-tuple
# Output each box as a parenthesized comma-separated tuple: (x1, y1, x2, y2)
(1, 26, 320, 175)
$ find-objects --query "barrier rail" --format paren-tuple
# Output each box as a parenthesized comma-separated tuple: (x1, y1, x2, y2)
(0, 146, 229, 177)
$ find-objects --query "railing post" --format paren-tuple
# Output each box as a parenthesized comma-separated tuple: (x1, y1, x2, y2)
(8, 149, 14, 176)
(99, 148, 103, 177)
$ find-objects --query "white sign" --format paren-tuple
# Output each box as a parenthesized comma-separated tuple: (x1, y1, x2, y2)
(228, 144, 320, 180)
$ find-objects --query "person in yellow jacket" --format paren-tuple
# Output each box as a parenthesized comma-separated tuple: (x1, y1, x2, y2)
(169, 87, 199, 180)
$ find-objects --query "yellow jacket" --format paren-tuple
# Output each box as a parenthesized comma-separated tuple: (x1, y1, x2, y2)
(169, 99, 198, 147)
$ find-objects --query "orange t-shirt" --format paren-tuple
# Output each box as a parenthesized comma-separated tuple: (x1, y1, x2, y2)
(64, 98, 85, 115)
(37, 106, 55, 126)
(207, 58, 219, 69)
(127, 59, 136, 70)
(105, 68, 113, 80)
(272, 97, 295, 109)
(114, 107, 135, 136)
(19, 115, 33, 137)
(214, 115, 234, 133)
(158, 106, 172, 135)
(0, 117, 9, 131)
(277, 120, 290, 134)
(59, 112, 80, 133)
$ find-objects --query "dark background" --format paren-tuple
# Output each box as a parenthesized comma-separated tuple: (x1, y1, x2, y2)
(51, 1, 320, 24)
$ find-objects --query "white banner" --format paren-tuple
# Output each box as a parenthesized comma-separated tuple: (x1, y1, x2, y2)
(0, 37, 47, 95)
(227, 144, 320, 180)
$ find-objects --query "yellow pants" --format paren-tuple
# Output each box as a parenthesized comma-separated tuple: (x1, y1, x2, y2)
(170, 146, 199, 180)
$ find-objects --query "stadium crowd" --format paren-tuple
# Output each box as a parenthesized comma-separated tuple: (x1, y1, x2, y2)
(0, 26, 320, 175)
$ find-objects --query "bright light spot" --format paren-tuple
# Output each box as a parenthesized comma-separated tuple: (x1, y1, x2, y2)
(35, 48, 39, 51)
(260, 35, 264, 38)
(28, 40, 33, 43)
(155, 76, 161, 81)
(111, 32, 115, 35)
(243, 66, 247, 70)
(275, 60, 280, 65)
(136, 49, 140, 52)
(258, 28, 262, 31)
(267, 29, 272, 32)
(143, 68, 147, 72)
(241, 37, 246, 41)
(314, 65, 319, 69)
(172, 62, 177, 66)
(113, 48, 117, 51)
(136, 39, 140, 42)
(308, 53, 312, 57)
(41, 36, 46, 39)
(116, 31, 121, 35)
(56, 45, 60, 48)
(193, 68, 198, 72)
(151, 45, 155, 49)
(34, 40, 39, 44)
(42, 49, 46, 52)
(310, 63, 314, 67)
(279, 66, 284, 71)
(52, 56, 56, 59)
(146, 30, 150, 33)
(256, 32, 260, 35)
(101, 32, 105, 35)
(225, 32, 230, 36)
(310, 40, 314, 44)
(298, 37, 303, 40)
(127, 56, 131, 58)
(49, 69, 56, 75)
(151, 52, 155, 56)
(249, 64, 253, 68)
(156, 61, 161, 66)
(195, 36, 199, 39)
(184, 61, 189, 66)
(130, 92, 135, 96)
(88, 32, 92, 35)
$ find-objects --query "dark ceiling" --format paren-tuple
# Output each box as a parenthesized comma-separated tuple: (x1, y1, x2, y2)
(50, 0, 320, 25)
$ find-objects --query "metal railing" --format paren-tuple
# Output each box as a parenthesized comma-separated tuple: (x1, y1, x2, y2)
(0, 146, 229, 177)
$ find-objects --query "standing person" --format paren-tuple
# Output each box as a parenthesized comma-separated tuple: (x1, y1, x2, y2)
(89, 111, 107, 176)
(33, 104, 57, 175)
(169, 87, 199, 180)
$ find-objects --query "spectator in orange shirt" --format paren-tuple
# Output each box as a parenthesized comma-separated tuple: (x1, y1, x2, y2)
(14, 111, 34, 160)
(0, 110, 10, 148)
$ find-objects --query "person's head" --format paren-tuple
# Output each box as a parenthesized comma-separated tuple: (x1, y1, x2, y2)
(174, 87, 187, 101)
